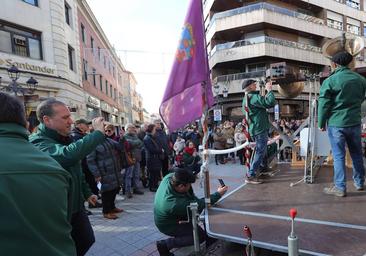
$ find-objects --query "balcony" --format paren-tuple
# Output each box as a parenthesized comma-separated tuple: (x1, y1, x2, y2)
(209, 36, 327, 68)
(206, 2, 332, 42)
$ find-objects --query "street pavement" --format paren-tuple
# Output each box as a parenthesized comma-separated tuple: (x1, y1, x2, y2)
(86, 158, 246, 256)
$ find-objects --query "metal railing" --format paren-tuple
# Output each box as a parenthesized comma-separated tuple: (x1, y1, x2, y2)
(216, 70, 266, 83)
(208, 2, 324, 30)
(211, 36, 322, 57)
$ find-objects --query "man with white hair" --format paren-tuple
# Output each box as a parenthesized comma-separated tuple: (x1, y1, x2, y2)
(124, 123, 144, 198)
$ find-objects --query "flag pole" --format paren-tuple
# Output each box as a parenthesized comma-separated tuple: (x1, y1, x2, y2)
(199, 0, 211, 207)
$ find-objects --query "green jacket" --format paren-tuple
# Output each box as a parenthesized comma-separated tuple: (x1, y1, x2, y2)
(154, 173, 221, 234)
(0, 123, 76, 256)
(318, 66, 366, 129)
(29, 123, 105, 213)
(242, 91, 276, 136)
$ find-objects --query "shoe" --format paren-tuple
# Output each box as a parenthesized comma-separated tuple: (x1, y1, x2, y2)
(126, 192, 133, 198)
(355, 184, 364, 191)
(156, 240, 174, 256)
(323, 185, 346, 197)
(85, 209, 92, 216)
(111, 207, 124, 213)
(133, 189, 144, 195)
(89, 201, 102, 208)
(245, 175, 263, 184)
(103, 213, 118, 220)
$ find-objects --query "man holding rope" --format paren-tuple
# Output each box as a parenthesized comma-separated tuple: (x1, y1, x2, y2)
(242, 79, 276, 184)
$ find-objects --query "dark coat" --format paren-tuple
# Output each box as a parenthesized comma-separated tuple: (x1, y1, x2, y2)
(124, 132, 143, 162)
(143, 133, 163, 170)
(155, 128, 171, 156)
(87, 138, 123, 192)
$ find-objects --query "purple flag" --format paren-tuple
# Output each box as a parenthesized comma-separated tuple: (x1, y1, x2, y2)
(159, 0, 214, 132)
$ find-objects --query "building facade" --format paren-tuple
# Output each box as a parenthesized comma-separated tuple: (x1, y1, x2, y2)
(0, 0, 85, 128)
(77, 0, 133, 126)
(204, 0, 366, 121)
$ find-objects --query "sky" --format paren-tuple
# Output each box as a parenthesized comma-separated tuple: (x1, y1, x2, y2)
(87, 0, 191, 114)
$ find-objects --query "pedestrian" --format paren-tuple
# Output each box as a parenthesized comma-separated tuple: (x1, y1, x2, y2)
(213, 127, 226, 165)
(154, 120, 171, 176)
(242, 78, 276, 184)
(71, 119, 102, 212)
(154, 167, 228, 256)
(0, 93, 76, 256)
(182, 141, 201, 175)
(144, 124, 163, 192)
(318, 51, 366, 197)
(87, 127, 125, 219)
(234, 123, 245, 165)
(29, 98, 105, 256)
(124, 123, 145, 198)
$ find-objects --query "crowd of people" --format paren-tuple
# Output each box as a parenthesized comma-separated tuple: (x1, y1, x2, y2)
(1, 51, 365, 256)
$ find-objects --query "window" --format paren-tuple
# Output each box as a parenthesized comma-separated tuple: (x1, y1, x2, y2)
(83, 59, 88, 80)
(105, 80, 108, 95)
(114, 89, 117, 100)
(347, 23, 360, 35)
(81, 24, 85, 43)
(247, 63, 266, 72)
(0, 22, 42, 60)
(98, 47, 101, 60)
(68, 45, 75, 71)
(65, 2, 71, 26)
(110, 84, 113, 98)
(92, 68, 96, 87)
(22, 0, 38, 6)
(99, 75, 103, 91)
(90, 36, 94, 55)
(103, 56, 106, 68)
(346, 0, 360, 9)
(327, 18, 343, 30)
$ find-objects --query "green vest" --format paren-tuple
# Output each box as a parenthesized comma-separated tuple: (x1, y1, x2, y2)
(0, 123, 76, 255)
(242, 91, 276, 136)
(154, 173, 221, 234)
(30, 123, 105, 213)
(318, 66, 366, 128)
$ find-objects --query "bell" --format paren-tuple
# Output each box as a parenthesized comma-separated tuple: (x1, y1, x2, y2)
(277, 82, 304, 99)
(322, 33, 364, 59)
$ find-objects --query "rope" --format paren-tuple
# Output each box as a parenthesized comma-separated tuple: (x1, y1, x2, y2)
(242, 92, 252, 170)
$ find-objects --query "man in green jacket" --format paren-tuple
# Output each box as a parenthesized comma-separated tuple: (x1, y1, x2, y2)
(0, 93, 76, 256)
(242, 79, 276, 184)
(154, 168, 228, 256)
(29, 98, 105, 256)
(318, 51, 366, 197)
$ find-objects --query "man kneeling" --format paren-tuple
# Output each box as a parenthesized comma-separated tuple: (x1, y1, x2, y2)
(154, 167, 228, 256)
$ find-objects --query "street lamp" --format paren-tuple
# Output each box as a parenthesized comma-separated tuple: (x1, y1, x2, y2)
(0, 65, 38, 96)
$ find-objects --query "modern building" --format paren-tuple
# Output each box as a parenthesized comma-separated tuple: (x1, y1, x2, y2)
(77, 0, 134, 126)
(204, 0, 366, 121)
(0, 0, 86, 129)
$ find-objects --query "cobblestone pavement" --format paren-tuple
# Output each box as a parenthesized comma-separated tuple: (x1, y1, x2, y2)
(86, 159, 245, 256)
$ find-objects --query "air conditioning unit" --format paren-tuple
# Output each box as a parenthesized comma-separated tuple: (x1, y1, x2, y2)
(13, 35, 26, 46)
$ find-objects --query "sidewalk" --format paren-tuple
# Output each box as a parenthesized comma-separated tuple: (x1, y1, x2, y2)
(86, 160, 246, 256)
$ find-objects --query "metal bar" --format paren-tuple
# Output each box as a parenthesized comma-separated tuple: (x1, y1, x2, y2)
(210, 207, 366, 231)
(204, 210, 330, 256)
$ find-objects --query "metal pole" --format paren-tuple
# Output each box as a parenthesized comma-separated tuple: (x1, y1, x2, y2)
(190, 202, 200, 254)
(288, 208, 299, 256)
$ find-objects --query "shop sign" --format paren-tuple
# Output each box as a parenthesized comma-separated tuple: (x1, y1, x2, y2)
(86, 95, 100, 108)
(100, 101, 112, 113)
(0, 54, 56, 75)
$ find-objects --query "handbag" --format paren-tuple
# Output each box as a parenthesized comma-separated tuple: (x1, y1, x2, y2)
(126, 152, 136, 166)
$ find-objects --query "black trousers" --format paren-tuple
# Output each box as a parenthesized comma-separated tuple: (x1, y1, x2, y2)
(82, 167, 99, 195)
(164, 223, 205, 250)
(148, 167, 160, 190)
(101, 188, 119, 214)
(161, 156, 169, 177)
(71, 210, 95, 256)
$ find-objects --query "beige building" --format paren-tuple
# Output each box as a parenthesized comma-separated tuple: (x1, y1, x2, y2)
(0, 0, 85, 129)
(204, 0, 366, 120)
